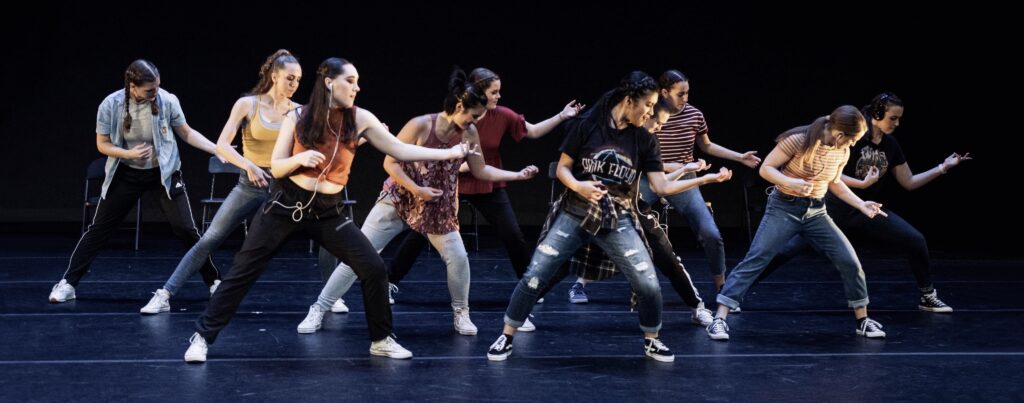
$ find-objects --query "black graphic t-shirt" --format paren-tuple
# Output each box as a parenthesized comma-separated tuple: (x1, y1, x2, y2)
(557, 118, 662, 229)
(844, 134, 906, 201)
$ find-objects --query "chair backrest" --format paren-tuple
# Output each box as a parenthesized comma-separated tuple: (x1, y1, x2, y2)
(84, 157, 108, 201)
(208, 156, 243, 174)
(86, 158, 107, 180)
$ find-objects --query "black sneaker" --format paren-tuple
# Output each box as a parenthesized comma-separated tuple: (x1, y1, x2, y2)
(856, 317, 886, 338)
(919, 290, 953, 313)
(487, 334, 513, 361)
(644, 338, 675, 362)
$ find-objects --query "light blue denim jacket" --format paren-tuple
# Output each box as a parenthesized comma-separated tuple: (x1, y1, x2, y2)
(95, 88, 186, 198)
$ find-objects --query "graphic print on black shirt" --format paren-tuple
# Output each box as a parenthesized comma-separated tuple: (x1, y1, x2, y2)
(579, 147, 639, 195)
(845, 134, 906, 200)
(559, 119, 663, 201)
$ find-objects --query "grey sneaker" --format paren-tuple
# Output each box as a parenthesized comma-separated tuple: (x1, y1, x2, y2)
(707, 317, 730, 341)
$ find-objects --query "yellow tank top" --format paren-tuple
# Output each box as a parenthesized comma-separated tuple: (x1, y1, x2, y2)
(241, 96, 292, 167)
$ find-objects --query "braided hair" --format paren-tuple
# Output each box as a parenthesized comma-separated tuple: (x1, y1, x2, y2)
(122, 59, 160, 132)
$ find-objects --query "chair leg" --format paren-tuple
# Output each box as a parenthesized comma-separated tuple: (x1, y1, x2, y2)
(134, 199, 141, 251)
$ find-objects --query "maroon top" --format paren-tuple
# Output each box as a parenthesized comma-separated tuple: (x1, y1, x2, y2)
(384, 114, 464, 235)
(458, 106, 527, 194)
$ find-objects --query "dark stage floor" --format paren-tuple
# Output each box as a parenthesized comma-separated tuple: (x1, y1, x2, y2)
(1, 232, 1022, 401)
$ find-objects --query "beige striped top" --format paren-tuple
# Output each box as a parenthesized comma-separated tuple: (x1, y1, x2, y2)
(776, 133, 849, 199)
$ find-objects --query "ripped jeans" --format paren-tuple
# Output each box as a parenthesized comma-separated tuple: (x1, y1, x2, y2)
(502, 212, 663, 333)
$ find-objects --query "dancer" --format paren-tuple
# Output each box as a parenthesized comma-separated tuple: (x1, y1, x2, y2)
(486, 71, 732, 363)
(754, 92, 970, 312)
(50, 59, 222, 303)
(560, 99, 720, 326)
(296, 67, 539, 337)
(381, 67, 583, 305)
(183, 57, 475, 363)
(635, 70, 761, 297)
(707, 105, 887, 342)
(142, 50, 303, 314)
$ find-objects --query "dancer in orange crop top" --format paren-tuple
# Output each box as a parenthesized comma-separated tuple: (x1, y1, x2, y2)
(184, 57, 476, 363)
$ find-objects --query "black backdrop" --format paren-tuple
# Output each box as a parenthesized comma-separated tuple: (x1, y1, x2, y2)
(1, 2, 1015, 254)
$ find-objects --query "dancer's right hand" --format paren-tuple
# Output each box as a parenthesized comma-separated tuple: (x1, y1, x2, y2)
(125, 144, 153, 161)
(862, 166, 880, 187)
(575, 181, 607, 204)
(295, 150, 326, 168)
(684, 159, 710, 173)
(784, 178, 814, 197)
(415, 186, 444, 202)
(703, 167, 733, 183)
(449, 141, 481, 159)
(245, 162, 272, 188)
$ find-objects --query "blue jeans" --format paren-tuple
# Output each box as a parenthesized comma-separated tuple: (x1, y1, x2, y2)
(164, 173, 272, 294)
(757, 196, 934, 292)
(717, 191, 869, 309)
(639, 175, 726, 276)
(503, 212, 663, 333)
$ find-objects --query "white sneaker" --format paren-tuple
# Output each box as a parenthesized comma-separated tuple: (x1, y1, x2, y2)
(48, 279, 76, 303)
(517, 317, 537, 332)
(140, 289, 171, 314)
(184, 333, 208, 363)
(369, 336, 413, 359)
(453, 308, 478, 335)
(691, 303, 714, 327)
(209, 280, 221, 295)
(297, 305, 327, 334)
(388, 283, 398, 305)
(331, 299, 349, 313)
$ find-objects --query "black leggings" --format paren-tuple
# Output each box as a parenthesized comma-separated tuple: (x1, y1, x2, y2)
(63, 165, 220, 287)
(195, 178, 393, 343)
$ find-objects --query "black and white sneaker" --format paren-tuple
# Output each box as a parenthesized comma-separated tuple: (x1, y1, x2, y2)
(707, 317, 730, 341)
(919, 290, 953, 313)
(487, 334, 513, 361)
(856, 317, 886, 338)
(644, 338, 675, 362)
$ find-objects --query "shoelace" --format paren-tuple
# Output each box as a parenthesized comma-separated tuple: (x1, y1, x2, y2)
(923, 294, 946, 306)
(648, 338, 668, 352)
(389, 283, 400, 294)
(454, 310, 473, 326)
(711, 318, 729, 333)
(862, 318, 883, 331)
(374, 336, 402, 352)
(189, 333, 205, 345)
(491, 336, 507, 351)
